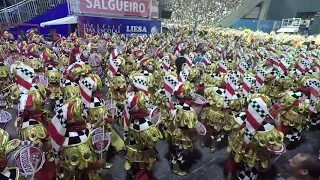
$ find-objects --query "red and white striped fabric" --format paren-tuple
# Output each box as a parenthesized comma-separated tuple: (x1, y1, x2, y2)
(224, 73, 237, 108)
(18, 94, 33, 117)
(296, 59, 311, 74)
(243, 97, 270, 149)
(238, 62, 248, 76)
(174, 43, 184, 57)
(202, 51, 212, 69)
(48, 102, 73, 165)
(242, 75, 256, 98)
(305, 79, 320, 114)
(255, 70, 266, 88)
(123, 94, 136, 140)
(267, 57, 279, 68)
(267, 46, 276, 53)
(217, 61, 228, 73)
(108, 58, 122, 76)
(161, 56, 171, 73)
(278, 58, 292, 75)
(178, 69, 190, 83)
(109, 48, 119, 60)
(185, 52, 195, 68)
(215, 45, 223, 56)
(132, 75, 149, 97)
(164, 74, 181, 111)
(299, 52, 308, 59)
(133, 49, 143, 58)
(15, 66, 35, 95)
(79, 76, 97, 106)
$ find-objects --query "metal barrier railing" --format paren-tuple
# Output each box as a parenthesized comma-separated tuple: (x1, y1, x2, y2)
(0, 0, 66, 23)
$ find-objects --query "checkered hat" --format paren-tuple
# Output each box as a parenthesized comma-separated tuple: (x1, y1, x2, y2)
(243, 97, 271, 149)
(46, 65, 59, 72)
(15, 65, 35, 95)
(178, 69, 190, 83)
(48, 101, 75, 165)
(202, 51, 212, 69)
(132, 75, 149, 97)
(108, 58, 122, 76)
(224, 73, 237, 108)
(278, 58, 292, 75)
(164, 74, 182, 110)
(185, 52, 195, 68)
(79, 76, 98, 106)
(304, 78, 320, 114)
(87, 96, 103, 109)
(242, 75, 256, 98)
(0, 168, 19, 180)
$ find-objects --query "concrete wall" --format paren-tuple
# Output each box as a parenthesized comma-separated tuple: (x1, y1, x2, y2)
(267, 0, 320, 20)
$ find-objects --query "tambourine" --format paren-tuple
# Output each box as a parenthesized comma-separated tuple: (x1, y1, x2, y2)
(0, 110, 12, 123)
(91, 128, 111, 153)
(7, 146, 45, 176)
(105, 100, 117, 117)
(195, 121, 207, 136)
(33, 74, 48, 88)
(258, 144, 286, 172)
(192, 94, 207, 115)
(89, 54, 102, 67)
(147, 104, 161, 125)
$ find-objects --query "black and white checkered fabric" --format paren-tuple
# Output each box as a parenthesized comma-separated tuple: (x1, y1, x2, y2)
(55, 106, 68, 128)
(238, 164, 258, 180)
(250, 100, 268, 117)
(0, 168, 18, 180)
(311, 114, 320, 126)
(214, 87, 225, 96)
(21, 118, 39, 128)
(285, 129, 302, 142)
(234, 112, 246, 126)
(287, 91, 302, 99)
(63, 128, 90, 147)
(171, 144, 185, 165)
(129, 118, 153, 132)
(87, 97, 103, 109)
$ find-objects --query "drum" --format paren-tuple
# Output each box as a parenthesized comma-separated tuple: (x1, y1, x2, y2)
(147, 105, 161, 125)
(91, 128, 111, 153)
(192, 94, 207, 115)
(7, 146, 45, 176)
(0, 110, 12, 123)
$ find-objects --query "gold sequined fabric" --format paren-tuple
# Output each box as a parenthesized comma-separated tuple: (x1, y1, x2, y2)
(125, 144, 157, 164)
(61, 137, 95, 171)
(129, 125, 163, 149)
(227, 127, 284, 169)
(167, 125, 197, 150)
(19, 124, 47, 142)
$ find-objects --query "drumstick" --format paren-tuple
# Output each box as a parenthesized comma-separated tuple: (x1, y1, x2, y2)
(101, 111, 105, 160)
(30, 153, 42, 180)
(0, 83, 15, 92)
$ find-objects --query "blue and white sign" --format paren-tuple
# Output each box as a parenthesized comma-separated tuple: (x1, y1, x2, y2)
(78, 16, 161, 36)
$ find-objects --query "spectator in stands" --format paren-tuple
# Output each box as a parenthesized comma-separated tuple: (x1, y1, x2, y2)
(17, 30, 27, 42)
(288, 153, 320, 180)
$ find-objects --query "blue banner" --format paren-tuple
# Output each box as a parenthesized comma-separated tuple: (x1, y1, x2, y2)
(78, 16, 161, 36)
